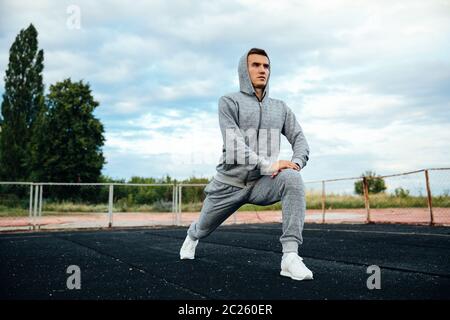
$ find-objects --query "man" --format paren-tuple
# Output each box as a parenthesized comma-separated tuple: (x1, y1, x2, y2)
(180, 48, 313, 281)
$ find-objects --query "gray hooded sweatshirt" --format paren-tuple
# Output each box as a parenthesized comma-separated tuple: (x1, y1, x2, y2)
(213, 49, 310, 188)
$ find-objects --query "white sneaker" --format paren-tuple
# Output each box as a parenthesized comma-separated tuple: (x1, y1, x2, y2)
(280, 252, 313, 281)
(180, 235, 199, 260)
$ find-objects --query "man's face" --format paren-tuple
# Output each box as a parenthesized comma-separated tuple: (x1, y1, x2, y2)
(247, 54, 270, 89)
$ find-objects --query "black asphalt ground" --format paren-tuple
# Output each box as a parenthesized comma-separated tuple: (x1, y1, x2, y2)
(0, 223, 449, 300)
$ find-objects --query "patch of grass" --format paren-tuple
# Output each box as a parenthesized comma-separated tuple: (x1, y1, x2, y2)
(0, 205, 29, 217)
(44, 201, 108, 213)
(0, 193, 448, 216)
(307, 193, 365, 209)
(369, 193, 427, 208)
(239, 203, 282, 211)
(181, 202, 203, 212)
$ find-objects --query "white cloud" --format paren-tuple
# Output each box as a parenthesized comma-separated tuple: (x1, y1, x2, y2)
(271, 65, 331, 95)
(105, 110, 223, 166)
(302, 117, 450, 174)
(98, 33, 164, 60)
(109, 100, 143, 115)
(157, 79, 217, 101)
(43, 50, 95, 85)
(1, 0, 449, 180)
(302, 88, 405, 119)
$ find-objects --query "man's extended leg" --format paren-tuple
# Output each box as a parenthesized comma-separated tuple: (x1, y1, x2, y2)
(246, 169, 313, 280)
(181, 179, 247, 259)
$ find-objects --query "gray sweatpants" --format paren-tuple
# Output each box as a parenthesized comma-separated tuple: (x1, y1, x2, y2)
(187, 168, 306, 254)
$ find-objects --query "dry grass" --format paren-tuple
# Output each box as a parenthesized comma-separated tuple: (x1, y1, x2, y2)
(1, 192, 449, 216)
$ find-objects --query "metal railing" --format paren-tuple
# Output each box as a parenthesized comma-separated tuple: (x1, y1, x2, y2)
(0, 182, 176, 231)
(304, 168, 449, 225)
(0, 167, 448, 231)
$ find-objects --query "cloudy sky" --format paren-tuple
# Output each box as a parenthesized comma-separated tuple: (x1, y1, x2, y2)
(1, 0, 449, 184)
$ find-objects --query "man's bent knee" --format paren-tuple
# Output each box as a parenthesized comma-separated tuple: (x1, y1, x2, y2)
(277, 169, 305, 193)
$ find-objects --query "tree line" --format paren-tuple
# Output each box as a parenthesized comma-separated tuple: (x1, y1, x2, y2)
(0, 24, 105, 187)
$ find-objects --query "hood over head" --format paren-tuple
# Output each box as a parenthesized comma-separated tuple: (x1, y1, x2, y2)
(238, 48, 270, 101)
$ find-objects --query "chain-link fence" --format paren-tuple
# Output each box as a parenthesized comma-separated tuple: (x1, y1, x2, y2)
(427, 168, 450, 225)
(0, 182, 34, 232)
(305, 168, 449, 226)
(174, 168, 449, 227)
(368, 170, 430, 224)
(0, 182, 176, 231)
(175, 183, 283, 226)
(1, 168, 448, 232)
(304, 177, 367, 224)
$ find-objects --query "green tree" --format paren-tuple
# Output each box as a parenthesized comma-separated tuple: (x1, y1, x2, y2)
(0, 24, 44, 181)
(181, 175, 210, 204)
(394, 187, 410, 198)
(354, 170, 387, 195)
(28, 79, 105, 200)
